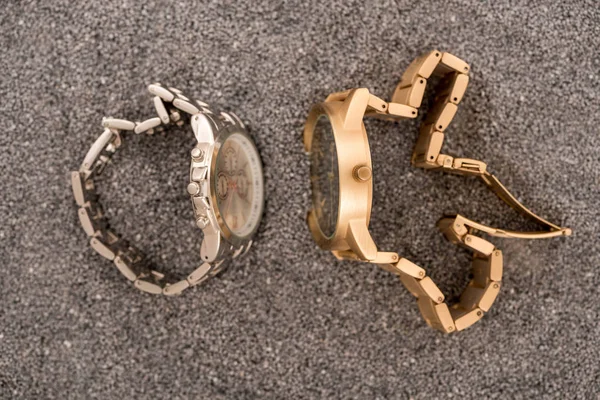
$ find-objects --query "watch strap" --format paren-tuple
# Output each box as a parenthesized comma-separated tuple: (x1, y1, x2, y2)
(371, 222, 502, 333)
(368, 50, 570, 332)
(394, 50, 570, 238)
(325, 88, 419, 121)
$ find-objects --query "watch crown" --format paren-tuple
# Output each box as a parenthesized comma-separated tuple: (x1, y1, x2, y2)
(196, 216, 209, 229)
(353, 165, 372, 182)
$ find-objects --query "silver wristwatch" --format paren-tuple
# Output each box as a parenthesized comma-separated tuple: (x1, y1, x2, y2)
(71, 83, 265, 295)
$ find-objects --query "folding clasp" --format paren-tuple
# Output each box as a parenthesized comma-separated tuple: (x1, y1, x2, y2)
(439, 155, 487, 176)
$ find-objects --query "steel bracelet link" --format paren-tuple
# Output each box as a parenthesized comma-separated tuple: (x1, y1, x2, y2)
(71, 83, 231, 295)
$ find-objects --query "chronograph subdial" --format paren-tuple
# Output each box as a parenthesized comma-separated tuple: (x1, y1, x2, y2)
(217, 172, 230, 200)
(222, 146, 238, 171)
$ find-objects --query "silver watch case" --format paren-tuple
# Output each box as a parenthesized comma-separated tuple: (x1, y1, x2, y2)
(188, 111, 263, 264)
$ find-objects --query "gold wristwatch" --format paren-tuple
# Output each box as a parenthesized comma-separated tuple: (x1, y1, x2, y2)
(304, 50, 571, 333)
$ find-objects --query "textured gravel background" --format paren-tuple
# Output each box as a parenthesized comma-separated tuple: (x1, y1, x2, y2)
(1, 1, 599, 399)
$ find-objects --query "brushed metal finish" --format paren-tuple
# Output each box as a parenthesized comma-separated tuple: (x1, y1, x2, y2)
(306, 51, 570, 333)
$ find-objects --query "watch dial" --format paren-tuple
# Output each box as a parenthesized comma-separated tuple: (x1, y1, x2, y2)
(310, 115, 339, 238)
(214, 133, 264, 238)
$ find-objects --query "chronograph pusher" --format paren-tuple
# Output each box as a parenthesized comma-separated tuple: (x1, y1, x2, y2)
(189, 107, 264, 265)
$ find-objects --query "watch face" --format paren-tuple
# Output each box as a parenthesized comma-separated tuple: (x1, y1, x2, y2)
(214, 132, 264, 238)
(310, 115, 339, 238)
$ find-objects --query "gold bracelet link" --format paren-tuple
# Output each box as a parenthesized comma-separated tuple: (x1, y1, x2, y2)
(364, 93, 418, 121)
(412, 124, 444, 167)
(394, 50, 570, 238)
(381, 231, 502, 333)
(392, 50, 471, 170)
(325, 88, 418, 122)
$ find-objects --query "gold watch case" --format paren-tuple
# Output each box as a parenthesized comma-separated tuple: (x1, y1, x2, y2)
(305, 89, 374, 258)
(304, 88, 417, 262)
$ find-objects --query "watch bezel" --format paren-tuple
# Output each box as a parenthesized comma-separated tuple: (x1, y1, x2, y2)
(304, 91, 373, 253)
(208, 124, 264, 246)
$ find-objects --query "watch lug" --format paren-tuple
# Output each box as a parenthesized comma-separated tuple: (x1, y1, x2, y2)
(242, 240, 253, 256)
(221, 111, 245, 129)
(191, 112, 216, 144)
(340, 88, 369, 129)
(200, 229, 222, 262)
(346, 218, 377, 261)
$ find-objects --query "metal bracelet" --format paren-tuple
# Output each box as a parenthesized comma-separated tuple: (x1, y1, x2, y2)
(392, 50, 570, 237)
(71, 83, 235, 295)
(367, 217, 503, 333)
(373, 51, 571, 332)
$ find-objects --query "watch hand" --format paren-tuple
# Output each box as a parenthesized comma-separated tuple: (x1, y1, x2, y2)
(223, 188, 234, 213)
(226, 192, 246, 227)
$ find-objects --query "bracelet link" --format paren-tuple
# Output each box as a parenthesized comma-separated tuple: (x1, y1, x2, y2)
(187, 263, 212, 286)
(71, 171, 97, 206)
(163, 280, 190, 296)
(134, 278, 163, 294)
(90, 230, 120, 260)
